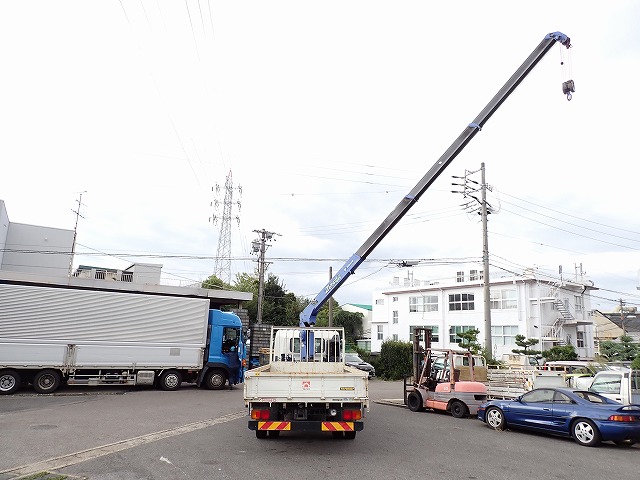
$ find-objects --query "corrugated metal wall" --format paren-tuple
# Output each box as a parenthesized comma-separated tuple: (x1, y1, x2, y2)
(0, 283, 209, 345)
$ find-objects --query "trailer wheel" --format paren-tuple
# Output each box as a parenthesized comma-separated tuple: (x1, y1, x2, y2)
(33, 369, 61, 394)
(0, 369, 21, 395)
(407, 391, 424, 412)
(450, 400, 468, 418)
(158, 370, 182, 391)
(204, 369, 227, 390)
(256, 430, 268, 439)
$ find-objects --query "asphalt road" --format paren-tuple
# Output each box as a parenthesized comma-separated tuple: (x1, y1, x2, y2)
(1, 380, 638, 480)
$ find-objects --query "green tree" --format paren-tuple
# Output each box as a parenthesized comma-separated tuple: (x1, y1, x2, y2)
(543, 344, 578, 361)
(599, 335, 640, 362)
(201, 274, 232, 290)
(512, 335, 541, 355)
(456, 328, 481, 354)
(481, 346, 503, 366)
(333, 310, 364, 345)
(232, 272, 259, 321)
(632, 354, 640, 370)
(315, 298, 340, 326)
(231, 272, 309, 326)
(283, 292, 308, 327)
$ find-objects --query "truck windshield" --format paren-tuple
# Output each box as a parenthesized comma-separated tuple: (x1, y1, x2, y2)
(590, 374, 622, 394)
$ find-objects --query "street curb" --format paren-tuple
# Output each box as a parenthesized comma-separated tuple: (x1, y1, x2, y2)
(373, 399, 406, 408)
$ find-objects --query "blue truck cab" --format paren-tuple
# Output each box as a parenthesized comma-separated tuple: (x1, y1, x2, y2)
(199, 309, 245, 390)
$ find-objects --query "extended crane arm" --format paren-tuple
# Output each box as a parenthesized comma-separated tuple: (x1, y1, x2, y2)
(300, 32, 572, 327)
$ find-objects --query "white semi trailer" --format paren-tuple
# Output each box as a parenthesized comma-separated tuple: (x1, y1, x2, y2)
(0, 281, 245, 394)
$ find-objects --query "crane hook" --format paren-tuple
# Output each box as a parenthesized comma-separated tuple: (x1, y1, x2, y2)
(562, 80, 575, 101)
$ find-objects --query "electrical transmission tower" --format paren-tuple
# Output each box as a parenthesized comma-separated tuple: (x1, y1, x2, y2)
(211, 170, 242, 284)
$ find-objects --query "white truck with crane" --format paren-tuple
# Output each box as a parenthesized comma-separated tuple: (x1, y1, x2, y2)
(243, 31, 574, 438)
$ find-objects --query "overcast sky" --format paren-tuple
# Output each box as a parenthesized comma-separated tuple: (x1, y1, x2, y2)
(2, 1, 640, 312)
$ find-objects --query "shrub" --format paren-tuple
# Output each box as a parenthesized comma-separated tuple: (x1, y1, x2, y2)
(379, 340, 413, 380)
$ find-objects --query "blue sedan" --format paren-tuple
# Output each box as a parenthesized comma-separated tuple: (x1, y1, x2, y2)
(477, 388, 640, 447)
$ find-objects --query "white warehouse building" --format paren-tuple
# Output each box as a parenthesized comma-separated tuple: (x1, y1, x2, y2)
(371, 267, 596, 360)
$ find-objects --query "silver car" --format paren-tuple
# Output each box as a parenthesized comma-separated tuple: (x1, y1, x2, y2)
(345, 353, 375, 377)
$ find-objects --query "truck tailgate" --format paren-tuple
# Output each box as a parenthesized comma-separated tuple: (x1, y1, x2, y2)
(244, 366, 369, 405)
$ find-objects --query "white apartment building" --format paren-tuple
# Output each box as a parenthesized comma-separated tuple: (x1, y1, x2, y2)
(371, 267, 596, 360)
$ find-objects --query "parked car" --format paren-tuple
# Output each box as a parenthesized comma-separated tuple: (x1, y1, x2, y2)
(345, 353, 375, 377)
(477, 387, 640, 447)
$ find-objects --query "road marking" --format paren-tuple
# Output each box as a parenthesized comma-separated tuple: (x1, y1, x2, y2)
(0, 410, 247, 478)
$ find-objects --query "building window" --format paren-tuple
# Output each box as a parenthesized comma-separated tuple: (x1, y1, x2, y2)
(392, 296, 398, 302)
(410, 326, 439, 343)
(449, 325, 476, 344)
(456, 271, 464, 282)
(376, 299, 384, 305)
(575, 295, 583, 313)
(377, 325, 383, 341)
(409, 295, 439, 313)
(490, 289, 517, 310)
(448, 293, 474, 311)
(392, 311, 398, 324)
(576, 331, 584, 348)
(491, 325, 519, 346)
(392, 334, 398, 341)
(470, 269, 479, 281)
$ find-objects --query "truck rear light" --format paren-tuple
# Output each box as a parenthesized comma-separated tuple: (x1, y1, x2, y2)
(343, 409, 361, 421)
(608, 415, 639, 422)
(251, 409, 270, 420)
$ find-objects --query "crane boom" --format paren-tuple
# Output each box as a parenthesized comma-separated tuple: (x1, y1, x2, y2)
(300, 31, 573, 327)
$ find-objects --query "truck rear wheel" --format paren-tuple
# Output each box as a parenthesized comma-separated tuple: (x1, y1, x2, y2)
(158, 370, 182, 391)
(33, 369, 62, 394)
(0, 369, 21, 395)
(204, 369, 227, 390)
(256, 430, 268, 439)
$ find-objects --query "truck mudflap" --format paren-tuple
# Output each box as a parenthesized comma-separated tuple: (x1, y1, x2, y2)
(248, 420, 364, 432)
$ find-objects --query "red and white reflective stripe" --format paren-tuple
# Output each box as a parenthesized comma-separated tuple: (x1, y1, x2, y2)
(321, 422, 354, 432)
(258, 421, 291, 431)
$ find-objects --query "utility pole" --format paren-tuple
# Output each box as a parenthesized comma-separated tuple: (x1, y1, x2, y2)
(251, 229, 280, 324)
(452, 163, 493, 355)
(620, 298, 626, 336)
(68, 191, 86, 277)
(480, 163, 492, 355)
